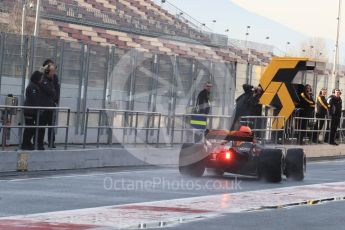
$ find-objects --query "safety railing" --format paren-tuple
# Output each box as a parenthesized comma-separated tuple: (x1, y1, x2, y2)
(239, 115, 344, 145)
(0, 105, 71, 150)
(292, 117, 332, 145)
(338, 117, 345, 143)
(170, 113, 232, 144)
(1, 106, 343, 149)
(83, 108, 162, 148)
(168, 114, 345, 145)
(153, 0, 213, 32)
(240, 116, 286, 145)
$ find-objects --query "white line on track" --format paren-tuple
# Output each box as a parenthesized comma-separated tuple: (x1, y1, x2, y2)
(308, 159, 345, 165)
(0, 169, 177, 182)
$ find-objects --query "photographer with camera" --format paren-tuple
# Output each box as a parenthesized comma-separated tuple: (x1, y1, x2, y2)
(37, 59, 60, 150)
(231, 84, 263, 130)
(248, 85, 263, 117)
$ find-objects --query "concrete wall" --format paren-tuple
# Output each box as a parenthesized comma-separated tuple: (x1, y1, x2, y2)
(0, 147, 179, 173)
(0, 144, 344, 173)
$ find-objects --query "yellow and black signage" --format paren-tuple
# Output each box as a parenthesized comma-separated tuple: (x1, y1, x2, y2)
(259, 58, 315, 128)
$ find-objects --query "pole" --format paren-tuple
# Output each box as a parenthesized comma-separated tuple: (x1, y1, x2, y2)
(21, 3, 26, 57)
(332, 0, 342, 88)
(34, 0, 41, 37)
(245, 26, 250, 48)
(245, 26, 251, 63)
(285, 42, 290, 57)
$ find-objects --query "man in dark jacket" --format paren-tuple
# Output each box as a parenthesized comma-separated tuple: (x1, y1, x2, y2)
(328, 89, 342, 145)
(247, 86, 263, 117)
(233, 84, 253, 116)
(37, 59, 59, 150)
(312, 88, 328, 143)
(196, 81, 212, 115)
(231, 84, 259, 130)
(44, 59, 60, 148)
(297, 84, 315, 145)
(247, 85, 263, 135)
(191, 82, 212, 142)
(21, 71, 43, 150)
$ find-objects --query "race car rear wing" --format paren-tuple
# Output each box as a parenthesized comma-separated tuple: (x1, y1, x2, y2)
(206, 129, 254, 142)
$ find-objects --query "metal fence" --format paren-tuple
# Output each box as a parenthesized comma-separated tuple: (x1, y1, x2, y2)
(170, 113, 233, 144)
(338, 117, 345, 143)
(83, 108, 161, 147)
(1, 104, 345, 150)
(292, 116, 331, 145)
(0, 105, 70, 150)
(240, 115, 345, 145)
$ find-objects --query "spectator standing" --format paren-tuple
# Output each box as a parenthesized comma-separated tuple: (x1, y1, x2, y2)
(247, 85, 263, 117)
(247, 86, 263, 136)
(232, 84, 263, 130)
(42, 59, 60, 148)
(312, 88, 328, 143)
(328, 89, 342, 145)
(37, 60, 58, 150)
(231, 84, 255, 130)
(21, 71, 43, 150)
(298, 84, 315, 145)
(196, 81, 212, 115)
(190, 82, 212, 142)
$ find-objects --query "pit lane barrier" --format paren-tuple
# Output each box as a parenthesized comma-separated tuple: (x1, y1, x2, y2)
(0, 105, 71, 150)
(0, 106, 344, 148)
(240, 115, 345, 145)
(83, 108, 162, 148)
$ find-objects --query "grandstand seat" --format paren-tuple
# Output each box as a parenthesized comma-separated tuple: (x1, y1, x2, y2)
(0, 0, 274, 64)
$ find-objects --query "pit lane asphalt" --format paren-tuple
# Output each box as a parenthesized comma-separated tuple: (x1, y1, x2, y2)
(0, 159, 344, 228)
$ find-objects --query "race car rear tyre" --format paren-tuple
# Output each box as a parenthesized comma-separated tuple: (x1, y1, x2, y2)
(206, 168, 225, 176)
(285, 148, 306, 181)
(259, 149, 284, 183)
(179, 143, 207, 177)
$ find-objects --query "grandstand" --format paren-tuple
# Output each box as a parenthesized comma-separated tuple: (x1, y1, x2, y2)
(0, 0, 272, 65)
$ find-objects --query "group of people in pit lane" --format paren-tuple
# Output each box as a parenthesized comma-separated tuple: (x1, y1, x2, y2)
(21, 59, 60, 150)
(298, 85, 342, 145)
(195, 82, 343, 145)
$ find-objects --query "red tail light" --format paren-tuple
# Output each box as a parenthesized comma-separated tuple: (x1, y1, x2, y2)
(213, 147, 235, 161)
(225, 151, 232, 160)
(218, 149, 234, 161)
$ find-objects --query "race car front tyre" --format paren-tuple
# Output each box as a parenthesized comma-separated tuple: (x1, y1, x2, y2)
(179, 143, 206, 177)
(285, 148, 306, 181)
(259, 149, 284, 183)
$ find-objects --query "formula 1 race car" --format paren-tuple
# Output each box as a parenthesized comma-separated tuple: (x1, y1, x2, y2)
(178, 124, 306, 183)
